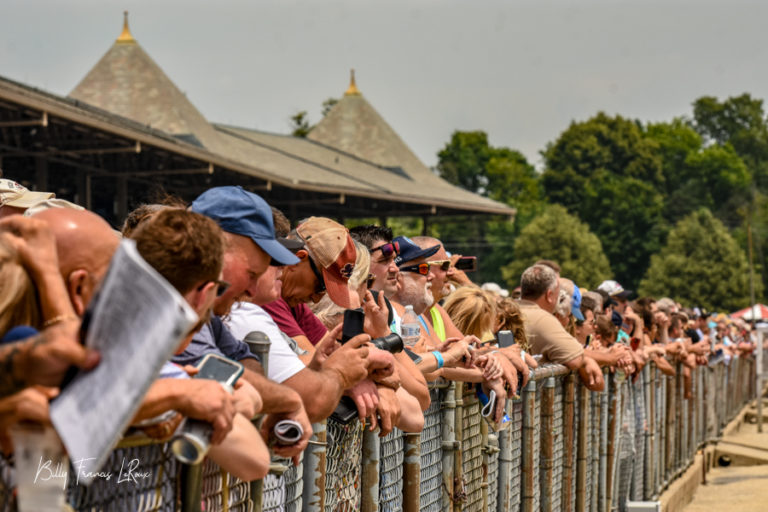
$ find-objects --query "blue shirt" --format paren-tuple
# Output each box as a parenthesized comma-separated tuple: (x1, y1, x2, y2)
(172, 316, 259, 367)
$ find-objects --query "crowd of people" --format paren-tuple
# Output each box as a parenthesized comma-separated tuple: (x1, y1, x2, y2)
(0, 176, 761, 489)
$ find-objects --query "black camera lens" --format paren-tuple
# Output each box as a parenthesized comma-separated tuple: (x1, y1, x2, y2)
(370, 333, 404, 353)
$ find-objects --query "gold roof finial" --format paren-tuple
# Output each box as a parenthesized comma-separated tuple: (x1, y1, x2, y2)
(345, 69, 361, 96)
(116, 11, 135, 43)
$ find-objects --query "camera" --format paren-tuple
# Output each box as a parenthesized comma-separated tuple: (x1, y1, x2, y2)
(370, 333, 404, 354)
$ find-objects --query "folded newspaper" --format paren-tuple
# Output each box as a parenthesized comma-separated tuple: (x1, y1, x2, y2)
(50, 239, 197, 484)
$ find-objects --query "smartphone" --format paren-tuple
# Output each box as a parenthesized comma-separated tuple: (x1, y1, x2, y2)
(341, 308, 365, 343)
(454, 256, 477, 272)
(497, 330, 515, 348)
(404, 348, 423, 364)
(194, 354, 244, 387)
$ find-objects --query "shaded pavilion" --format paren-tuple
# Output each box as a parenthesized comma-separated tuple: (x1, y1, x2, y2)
(0, 13, 513, 227)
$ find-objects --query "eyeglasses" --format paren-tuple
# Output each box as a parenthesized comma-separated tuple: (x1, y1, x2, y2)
(399, 263, 430, 276)
(366, 273, 376, 289)
(198, 279, 231, 297)
(427, 259, 451, 271)
(370, 241, 400, 258)
(307, 256, 326, 294)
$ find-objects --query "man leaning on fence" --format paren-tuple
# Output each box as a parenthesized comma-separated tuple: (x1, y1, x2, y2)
(518, 264, 605, 391)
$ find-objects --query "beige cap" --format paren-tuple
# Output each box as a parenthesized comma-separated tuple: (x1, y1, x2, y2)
(0, 179, 54, 209)
(296, 217, 357, 308)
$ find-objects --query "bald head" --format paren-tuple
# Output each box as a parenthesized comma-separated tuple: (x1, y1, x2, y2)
(35, 208, 118, 277)
(34, 209, 119, 314)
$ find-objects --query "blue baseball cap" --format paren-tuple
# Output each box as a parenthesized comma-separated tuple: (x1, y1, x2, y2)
(393, 236, 440, 266)
(191, 186, 299, 266)
(571, 285, 585, 322)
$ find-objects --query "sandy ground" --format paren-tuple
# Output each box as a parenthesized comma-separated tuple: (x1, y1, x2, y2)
(681, 464, 768, 512)
(682, 421, 768, 512)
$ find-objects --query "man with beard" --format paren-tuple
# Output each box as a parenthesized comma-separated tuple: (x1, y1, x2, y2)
(389, 237, 473, 375)
(412, 236, 530, 393)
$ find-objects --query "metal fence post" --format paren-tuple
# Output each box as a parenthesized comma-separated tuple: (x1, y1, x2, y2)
(644, 365, 654, 501)
(521, 378, 537, 512)
(441, 382, 457, 511)
(453, 383, 465, 512)
(361, 430, 381, 512)
(403, 432, 421, 512)
(562, 373, 576, 512)
(302, 421, 326, 511)
(575, 380, 589, 512)
(665, 371, 676, 484)
(180, 463, 203, 512)
(540, 377, 555, 512)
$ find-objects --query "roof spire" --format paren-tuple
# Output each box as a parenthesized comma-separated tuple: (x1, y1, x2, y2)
(116, 11, 135, 43)
(345, 69, 361, 96)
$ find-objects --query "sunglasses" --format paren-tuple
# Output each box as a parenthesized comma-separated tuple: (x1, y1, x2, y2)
(399, 262, 430, 276)
(307, 256, 326, 294)
(366, 273, 376, 289)
(427, 259, 451, 271)
(198, 279, 230, 297)
(370, 241, 400, 258)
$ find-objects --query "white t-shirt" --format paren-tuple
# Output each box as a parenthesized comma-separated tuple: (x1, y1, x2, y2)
(225, 302, 307, 384)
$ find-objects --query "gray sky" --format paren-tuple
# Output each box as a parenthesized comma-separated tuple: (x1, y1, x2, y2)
(2, 0, 767, 168)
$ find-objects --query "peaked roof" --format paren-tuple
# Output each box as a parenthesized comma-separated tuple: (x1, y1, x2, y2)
(307, 71, 449, 189)
(69, 13, 225, 153)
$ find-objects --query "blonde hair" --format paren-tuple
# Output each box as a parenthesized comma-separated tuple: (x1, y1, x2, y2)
(0, 238, 41, 336)
(311, 294, 344, 330)
(348, 240, 370, 292)
(443, 287, 497, 339)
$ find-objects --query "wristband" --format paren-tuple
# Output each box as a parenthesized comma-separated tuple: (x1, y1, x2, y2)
(432, 351, 444, 369)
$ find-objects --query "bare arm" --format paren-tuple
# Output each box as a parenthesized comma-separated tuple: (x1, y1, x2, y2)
(282, 368, 344, 422)
(208, 414, 270, 481)
(393, 352, 429, 410)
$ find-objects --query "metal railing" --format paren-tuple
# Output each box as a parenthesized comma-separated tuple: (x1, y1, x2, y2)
(0, 352, 759, 512)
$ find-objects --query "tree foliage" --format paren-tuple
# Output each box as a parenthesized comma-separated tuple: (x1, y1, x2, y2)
(290, 111, 311, 138)
(433, 130, 543, 284)
(638, 209, 760, 311)
(541, 113, 666, 289)
(645, 119, 751, 227)
(501, 205, 612, 289)
(692, 93, 768, 188)
(290, 97, 339, 138)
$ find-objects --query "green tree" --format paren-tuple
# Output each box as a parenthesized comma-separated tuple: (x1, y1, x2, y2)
(501, 205, 612, 289)
(638, 209, 760, 311)
(433, 130, 543, 284)
(692, 93, 768, 188)
(290, 111, 311, 137)
(541, 113, 666, 288)
(435, 131, 493, 194)
(290, 97, 339, 138)
(645, 120, 751, 226)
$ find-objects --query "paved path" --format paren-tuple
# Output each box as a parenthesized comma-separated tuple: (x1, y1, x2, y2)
(682, 421, 768, 512)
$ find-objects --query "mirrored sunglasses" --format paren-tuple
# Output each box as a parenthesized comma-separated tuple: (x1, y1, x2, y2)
(370, 241, 400, 258)
(399, 262, 430, 276)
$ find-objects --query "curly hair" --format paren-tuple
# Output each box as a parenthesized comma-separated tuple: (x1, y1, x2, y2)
(495, 297, 529, 351)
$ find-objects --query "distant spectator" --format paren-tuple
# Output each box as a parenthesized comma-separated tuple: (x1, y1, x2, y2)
(518, 264, 604, 390)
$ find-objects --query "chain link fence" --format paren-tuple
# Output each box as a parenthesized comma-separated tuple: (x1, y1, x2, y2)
(0, 352, 762, 512)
